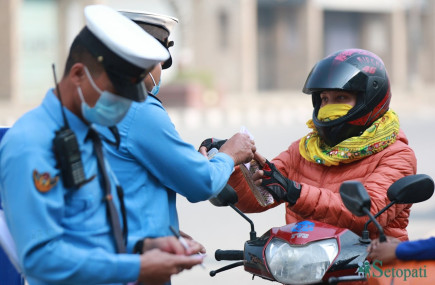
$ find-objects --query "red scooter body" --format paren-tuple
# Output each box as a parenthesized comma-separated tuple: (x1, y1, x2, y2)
(242, 220, 367, 283)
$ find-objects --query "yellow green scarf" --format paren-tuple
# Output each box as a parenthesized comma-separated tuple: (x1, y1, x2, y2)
(299, 104, 400, 166)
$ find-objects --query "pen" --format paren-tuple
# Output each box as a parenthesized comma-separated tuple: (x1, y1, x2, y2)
(169, 225, 190, 250)
(169, 226, 206, 269)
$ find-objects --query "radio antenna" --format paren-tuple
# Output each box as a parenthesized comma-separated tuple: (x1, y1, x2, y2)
(52, 64, 70, 129)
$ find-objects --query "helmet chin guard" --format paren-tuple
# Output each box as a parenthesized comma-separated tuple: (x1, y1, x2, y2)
(303, 49, 391, 146)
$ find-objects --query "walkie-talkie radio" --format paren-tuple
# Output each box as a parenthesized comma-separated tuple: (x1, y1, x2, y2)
(53, 127, 87, 188)
(52, 64, 87, 189)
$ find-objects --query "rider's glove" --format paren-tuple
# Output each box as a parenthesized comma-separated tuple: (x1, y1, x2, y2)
(198, 138, 228, 152)
(261, 160, 301, 206)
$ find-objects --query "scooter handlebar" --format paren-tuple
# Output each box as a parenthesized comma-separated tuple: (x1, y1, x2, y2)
(215, 249, 244, 261)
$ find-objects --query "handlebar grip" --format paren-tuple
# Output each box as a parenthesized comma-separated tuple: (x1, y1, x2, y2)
(215, 249, 244, 261)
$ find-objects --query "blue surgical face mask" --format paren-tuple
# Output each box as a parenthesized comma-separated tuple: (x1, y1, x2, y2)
(77, 66, 132, 126)
(149, 72, 161, 96)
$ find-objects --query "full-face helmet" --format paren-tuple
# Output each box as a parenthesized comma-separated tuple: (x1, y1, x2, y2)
(302, 49, 391, 146)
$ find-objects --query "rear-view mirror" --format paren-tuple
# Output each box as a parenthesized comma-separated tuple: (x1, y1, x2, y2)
(339, 181, 371, 217)
(387, 174, 434, 204)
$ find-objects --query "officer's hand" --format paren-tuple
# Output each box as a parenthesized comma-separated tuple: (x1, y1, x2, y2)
(143, 236, 186, 255)
(256, 160, 301, 206)
(367, 237, 400, 264)
(138, 248, 204, 284)
(180, 230, 206, 254)
(143, 234, 206, 256)
(367, 236, 400, 253)
(220, 133, 256, 165)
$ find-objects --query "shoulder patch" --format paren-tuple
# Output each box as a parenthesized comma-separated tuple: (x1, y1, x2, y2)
(33, 170, 59, 193)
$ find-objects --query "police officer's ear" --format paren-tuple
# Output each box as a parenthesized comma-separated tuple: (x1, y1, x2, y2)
(69, 63, 87, 86)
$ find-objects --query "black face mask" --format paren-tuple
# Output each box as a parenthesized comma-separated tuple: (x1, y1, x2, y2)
(311, 92, 375, 147)
(313, 118, 367, 147)
(309, 92, 390, 147)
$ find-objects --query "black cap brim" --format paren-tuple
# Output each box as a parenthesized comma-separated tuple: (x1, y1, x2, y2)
(131, 22, 174, 70)
(105, 69, 148, 102)
(162, 56, 172, 69)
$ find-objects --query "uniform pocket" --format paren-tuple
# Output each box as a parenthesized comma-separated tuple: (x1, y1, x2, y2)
(62, 180, 105, 231)
(64, 197, 87, 218)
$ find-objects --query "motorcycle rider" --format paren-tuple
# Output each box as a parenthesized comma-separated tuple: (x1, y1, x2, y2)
(209, 49, 417, 241)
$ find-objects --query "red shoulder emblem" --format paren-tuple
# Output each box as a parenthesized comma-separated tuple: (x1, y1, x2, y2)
(33, 170, 59, 193)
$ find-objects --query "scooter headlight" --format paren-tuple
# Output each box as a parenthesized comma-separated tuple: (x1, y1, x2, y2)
(265, 238, 338, 284)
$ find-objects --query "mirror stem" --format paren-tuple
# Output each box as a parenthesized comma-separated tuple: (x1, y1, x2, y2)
(362, 207, 386, 242)
(372, 200, 395, 221)
(229, 204, 257, 240)
(360, 200, 395, 243)
(359, 229, 371, 244)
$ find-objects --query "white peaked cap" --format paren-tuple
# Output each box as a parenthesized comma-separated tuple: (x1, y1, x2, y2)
(119, 10, 178, 69)
(84, 5, 169, 70)
(120, 10, 179, 35)
(76, 5, 169, 101)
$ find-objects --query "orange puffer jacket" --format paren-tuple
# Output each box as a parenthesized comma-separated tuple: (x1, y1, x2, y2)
(228, 129, 417, 241)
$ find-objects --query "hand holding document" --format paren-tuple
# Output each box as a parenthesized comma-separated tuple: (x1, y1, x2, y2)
(169, 226, 206, 269)
(239, 126, 274, 207)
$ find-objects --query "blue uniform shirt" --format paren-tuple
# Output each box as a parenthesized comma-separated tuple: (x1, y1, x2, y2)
(97, 96, 234, 252)
(0, 90, 140, 284)
(396, 237, 435, 261)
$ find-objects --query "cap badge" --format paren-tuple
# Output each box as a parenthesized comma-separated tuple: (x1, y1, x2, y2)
(33, 170, 59, 193)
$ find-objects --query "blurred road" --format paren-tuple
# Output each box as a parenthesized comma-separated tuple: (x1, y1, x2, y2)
(169, 90, 435, 284)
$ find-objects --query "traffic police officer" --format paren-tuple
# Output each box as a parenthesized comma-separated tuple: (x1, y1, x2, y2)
(96, 10, 256, 261)
(0, 5, 202, 285)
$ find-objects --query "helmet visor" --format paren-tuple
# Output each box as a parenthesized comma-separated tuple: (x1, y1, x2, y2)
(302, 58, 367, 94)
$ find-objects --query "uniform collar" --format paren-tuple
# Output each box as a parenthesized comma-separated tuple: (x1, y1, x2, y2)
(42, 88, 91, 144)
(148, 93, 161, 103)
